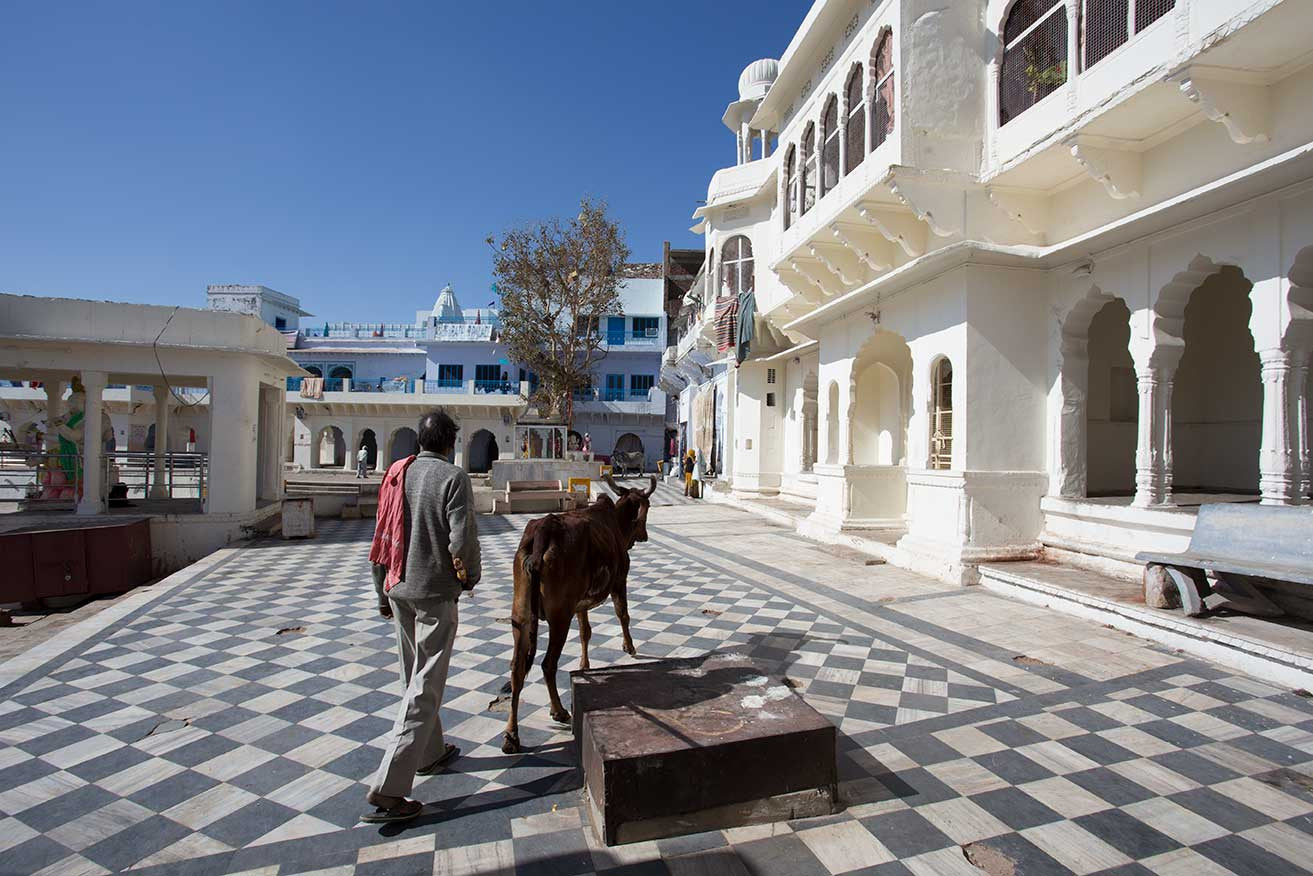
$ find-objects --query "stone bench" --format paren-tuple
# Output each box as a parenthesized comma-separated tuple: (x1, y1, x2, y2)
(1136, 503, 1313, 617)
(493, 480, 580, 514)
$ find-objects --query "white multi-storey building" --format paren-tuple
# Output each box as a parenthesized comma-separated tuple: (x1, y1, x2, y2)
(279, 277, 669, 473)
(666, 0, 1313, 584)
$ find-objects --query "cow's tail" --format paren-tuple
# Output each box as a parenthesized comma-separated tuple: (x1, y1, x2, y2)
(513, 522, 552, 679)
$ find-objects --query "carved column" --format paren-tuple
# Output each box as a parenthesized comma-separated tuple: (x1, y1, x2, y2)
(1132, 363, 1175, 507)
(837, 110, 848, 183)
(1064, 0, 1080, 110)
(1258, 348, 1304, 505)
(1297, 353, 1311, 501)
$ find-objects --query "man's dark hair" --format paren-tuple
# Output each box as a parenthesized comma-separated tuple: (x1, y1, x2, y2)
(417, 409, 458, 454)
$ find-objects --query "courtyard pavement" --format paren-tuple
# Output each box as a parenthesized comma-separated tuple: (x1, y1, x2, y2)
(2, 483, 1313, 875)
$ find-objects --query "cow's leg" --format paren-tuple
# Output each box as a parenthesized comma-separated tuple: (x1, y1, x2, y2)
(577, 610, 593, 671)
(612, 588, 637, 657)
(542, 611, 572, 725)
(502, 612, 534, 754)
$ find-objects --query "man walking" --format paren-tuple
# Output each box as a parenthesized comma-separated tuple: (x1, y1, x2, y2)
(364, 409, 481, 823)
(356, 444, 369, 478)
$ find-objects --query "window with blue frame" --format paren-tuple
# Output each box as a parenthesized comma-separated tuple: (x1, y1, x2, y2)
(629, 374, 655, 398)
(606, 316, 626, 346)
(631, 317, 659, 339)
(437, 364, 463, 387)
(475, 364, 505, 392)
(519, 369, 540, 394)
(604, 374, 625, 401)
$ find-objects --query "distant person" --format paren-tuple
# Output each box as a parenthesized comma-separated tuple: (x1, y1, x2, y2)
(582, 432, 592, 461)
(356, 445, 369, 478)
(683, 450, 696, 497)
(365, 409, 481, 824)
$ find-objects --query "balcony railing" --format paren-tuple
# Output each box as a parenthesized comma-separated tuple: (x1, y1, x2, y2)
(424, 378, 465, 393)
(287, 377, 345, 392)
(474, 379, 517, 395)
(573, 388, 656, 404)
(348, 378, 413, 393)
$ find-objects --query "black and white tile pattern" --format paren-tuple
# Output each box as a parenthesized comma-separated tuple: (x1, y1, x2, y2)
(0, 502, 1311, 875)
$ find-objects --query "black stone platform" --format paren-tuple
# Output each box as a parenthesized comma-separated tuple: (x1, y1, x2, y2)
(571, 651, 838, 845)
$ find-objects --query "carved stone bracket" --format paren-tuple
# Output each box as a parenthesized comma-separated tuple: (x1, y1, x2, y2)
(808, 242, 862, 287)
(773, 264, 828, 304)
(856, 203, 926, 257)
(984, 187, 1049, 242)
(1067, 139, 1141, 200)
(1171, 72, 1269, 146)
(886, 177, 962, 237)
(790, 256, 844, 296)
(830, 222, 893, 272)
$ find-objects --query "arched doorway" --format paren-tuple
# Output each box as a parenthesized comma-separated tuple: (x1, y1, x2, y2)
(304, 365, 323, 378)
(318, 426, 345, 468)
(358, 429, 378, 470)
(328, 365, 353, 380)
(389, 427, 418, 464)
(614, 433, 643, 455)
(1086, 299, 1136, 496)
(468, 429, 499, 473)
(1171, 267, 1261, 496)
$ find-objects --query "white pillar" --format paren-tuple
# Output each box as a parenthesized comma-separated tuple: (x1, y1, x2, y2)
(1065, 0, 1080, 110)
(77, 371, 107, 516)
(43, 379, 65, 452)
(1258, 348, 1303, 504)
(341, 421, 356, 471)
(150, 385, 172, 499)
(1055, 339, 1089, 497)
(207, 369, 259, 515)
(1132, 363, 1175, 507)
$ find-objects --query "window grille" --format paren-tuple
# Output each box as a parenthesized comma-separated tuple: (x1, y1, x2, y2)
(871, 31, 895, 149)
(784, 148, 797, 230)
(999, 0, 1066, 126)
(821, 97, 840, 197)
(1083, 0, 1175, 70)
(719, 235, 754, 300)
(801, 124, 817, 215)
(844, 66, 865, 174)
(929, 359, 953, 469)
(766, 368, 777, 385)
(766, 392, 776, 407)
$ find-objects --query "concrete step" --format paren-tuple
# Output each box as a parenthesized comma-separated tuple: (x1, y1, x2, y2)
(978, 560, 1313, 691)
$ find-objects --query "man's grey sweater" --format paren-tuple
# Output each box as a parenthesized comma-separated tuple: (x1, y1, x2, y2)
(386, 451, 482, 603)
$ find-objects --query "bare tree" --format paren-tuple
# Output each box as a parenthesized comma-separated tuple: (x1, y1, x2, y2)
(488, 197, 630, 422)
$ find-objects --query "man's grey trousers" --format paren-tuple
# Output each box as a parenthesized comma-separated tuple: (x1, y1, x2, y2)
(370, 596, 459, 798)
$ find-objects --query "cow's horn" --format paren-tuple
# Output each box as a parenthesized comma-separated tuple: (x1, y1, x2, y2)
(604, 474, 627, 495)
(642, 475, 657, 498)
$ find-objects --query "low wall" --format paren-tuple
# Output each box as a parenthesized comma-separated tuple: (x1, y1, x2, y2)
(490, 459, 604, 491)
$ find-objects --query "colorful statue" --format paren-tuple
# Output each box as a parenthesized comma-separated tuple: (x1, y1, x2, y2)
(34, 376, 113, 501)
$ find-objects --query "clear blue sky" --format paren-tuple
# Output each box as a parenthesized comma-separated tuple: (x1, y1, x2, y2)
(0, 1, 804, 322)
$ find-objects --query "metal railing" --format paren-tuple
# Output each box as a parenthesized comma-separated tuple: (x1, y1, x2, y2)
(473, 379, 517, 395)
(348, 378, 414, 393)
(105, 450, 208, 500)
(424, 378, 465, 394)
(0, 448, 82, 508)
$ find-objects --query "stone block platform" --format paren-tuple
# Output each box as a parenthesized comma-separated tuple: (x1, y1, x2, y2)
(571, 651, 838, 846)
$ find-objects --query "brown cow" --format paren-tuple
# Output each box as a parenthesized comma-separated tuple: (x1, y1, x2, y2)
(501, 475, 656, 754)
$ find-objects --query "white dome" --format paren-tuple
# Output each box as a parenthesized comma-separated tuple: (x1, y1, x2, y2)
(738, 58, 779, 101)
(431, 284, 463, 323)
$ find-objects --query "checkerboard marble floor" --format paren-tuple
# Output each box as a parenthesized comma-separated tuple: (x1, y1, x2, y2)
(2, 492, 1313, 875)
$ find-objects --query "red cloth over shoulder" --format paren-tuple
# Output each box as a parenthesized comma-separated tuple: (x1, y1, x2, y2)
(369, 454, 417, 591)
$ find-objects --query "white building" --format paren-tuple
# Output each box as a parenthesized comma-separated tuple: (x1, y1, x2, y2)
(274, 275, 670, 474)
(665, 0, 1313, 584)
